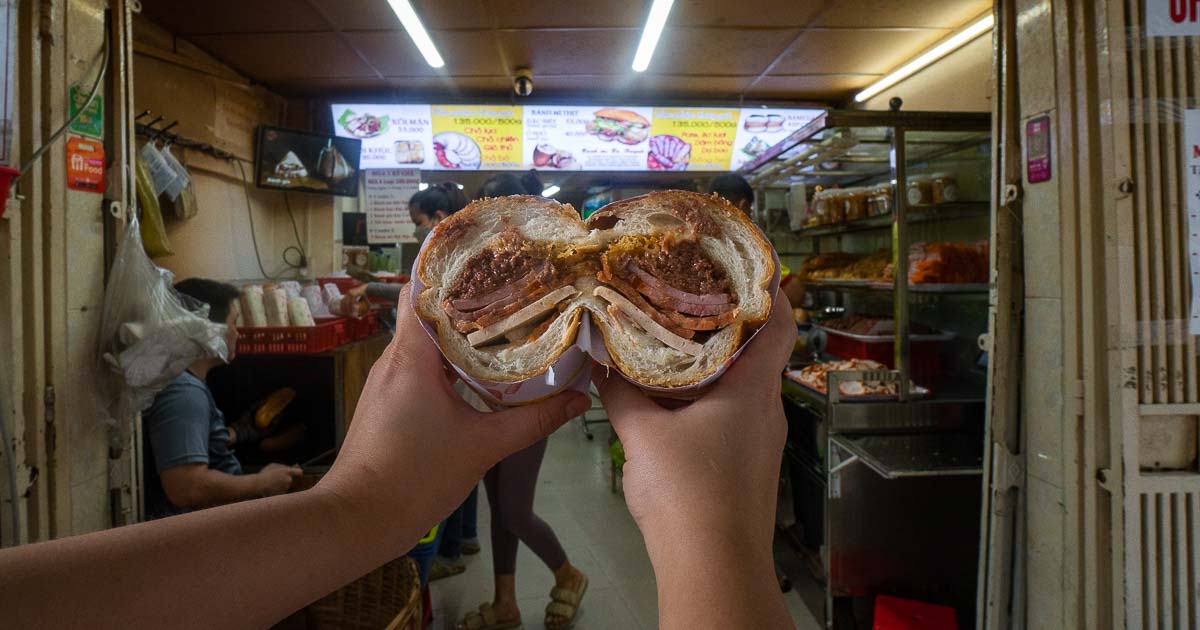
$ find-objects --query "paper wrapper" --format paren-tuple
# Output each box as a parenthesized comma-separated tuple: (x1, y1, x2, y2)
(410, 233, 782, 408)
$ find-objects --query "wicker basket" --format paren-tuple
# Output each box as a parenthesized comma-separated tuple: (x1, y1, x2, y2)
(306, 555, 422, 630)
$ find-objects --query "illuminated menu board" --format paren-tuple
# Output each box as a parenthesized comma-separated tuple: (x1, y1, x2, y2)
(332, 103, 821, 172)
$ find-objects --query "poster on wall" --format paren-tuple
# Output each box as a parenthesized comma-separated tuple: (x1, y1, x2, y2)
(364, 168, 421, 244)
(430, 105, 523, 170)
(523, 105, 653, 171)
(1185, 109, 1200, 334)
(332, 103, 435, 170)
(730, 108, 822, 170)
(1146, 0, 1200, 36)
(647, 107, 740, 171)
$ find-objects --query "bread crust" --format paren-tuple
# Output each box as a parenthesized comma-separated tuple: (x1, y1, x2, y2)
(415, 191, 776, 388)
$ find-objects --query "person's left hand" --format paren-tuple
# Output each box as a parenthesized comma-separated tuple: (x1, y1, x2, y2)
(317, 289, 590, 555)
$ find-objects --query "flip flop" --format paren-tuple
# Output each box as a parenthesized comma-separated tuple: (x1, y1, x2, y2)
(544, 574, 589, 629)
(458, 603, 521, 630)
(429, 558, 466, 582)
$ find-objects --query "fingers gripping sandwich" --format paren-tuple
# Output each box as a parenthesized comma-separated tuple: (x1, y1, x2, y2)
(414, 190, 775, 388)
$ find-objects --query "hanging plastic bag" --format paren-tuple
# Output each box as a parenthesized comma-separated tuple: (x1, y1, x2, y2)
(96, 212, 230, 432)
(135, 150, 174, 257)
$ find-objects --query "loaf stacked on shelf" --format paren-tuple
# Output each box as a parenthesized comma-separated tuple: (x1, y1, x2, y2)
(238, 280, 368, 328)
(796, 240, 988, 285)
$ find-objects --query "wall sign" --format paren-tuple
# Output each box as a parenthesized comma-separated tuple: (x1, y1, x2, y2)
(1026, 115, 1052, 184)
(1147, 0, 1200, 36)
(1186, 110, 1200, 334)
(66, 135, 105, 193)
(363, 168, 421, 245)
(68, 85, 103, 139)
(333, 102, 822, 172)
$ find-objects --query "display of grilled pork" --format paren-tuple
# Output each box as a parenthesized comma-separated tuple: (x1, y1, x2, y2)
(414, 191, 776, 388)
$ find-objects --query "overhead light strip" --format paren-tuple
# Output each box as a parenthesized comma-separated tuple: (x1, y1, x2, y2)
(854, 14, 994, 103)
(632, 0, 675, 72)
(387, 0, 445, 68)
(541, 184, 561, 197)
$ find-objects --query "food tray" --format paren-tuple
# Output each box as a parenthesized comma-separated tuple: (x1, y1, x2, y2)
(238, 317, 349, 355)
(817, 325, 952, 385)
(783, 369, 931, 401)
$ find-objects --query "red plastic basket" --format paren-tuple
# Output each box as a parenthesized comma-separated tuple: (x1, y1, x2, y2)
(346, 311, 380, 341)
(238, 317, 349, 355)
(820, 326, 952, 386)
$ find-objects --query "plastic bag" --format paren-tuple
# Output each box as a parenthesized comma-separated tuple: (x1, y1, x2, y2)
(136, 150, 174, 258)
(96, 213, 229, 432)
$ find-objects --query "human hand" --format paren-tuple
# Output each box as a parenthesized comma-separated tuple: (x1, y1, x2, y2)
(317, 290, 590, 555)
(592, 290, 796, 580)
(256, 463, 302, 497)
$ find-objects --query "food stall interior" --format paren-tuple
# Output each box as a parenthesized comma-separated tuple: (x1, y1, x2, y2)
(119, 2, 998, 628)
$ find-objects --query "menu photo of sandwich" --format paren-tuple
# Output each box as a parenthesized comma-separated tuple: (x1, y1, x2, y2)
(585, 109, 650, 145)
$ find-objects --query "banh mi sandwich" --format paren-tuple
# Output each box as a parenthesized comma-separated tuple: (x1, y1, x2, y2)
(414, 190, 775, 388)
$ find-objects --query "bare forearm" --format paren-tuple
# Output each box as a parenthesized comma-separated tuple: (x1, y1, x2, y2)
(184, 469, 264, 508)
(647, 526, 793, 630)
(0, 487, 419, 630)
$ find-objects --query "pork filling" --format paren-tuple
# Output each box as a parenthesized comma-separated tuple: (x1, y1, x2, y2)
(598, 236, 739, 346)
(443, 245, 577, 346)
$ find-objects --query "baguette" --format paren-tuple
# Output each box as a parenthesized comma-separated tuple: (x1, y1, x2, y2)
(414, 191, 775, 387)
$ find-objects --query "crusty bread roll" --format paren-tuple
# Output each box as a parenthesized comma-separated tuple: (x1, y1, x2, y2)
(415, 191, 775, 388)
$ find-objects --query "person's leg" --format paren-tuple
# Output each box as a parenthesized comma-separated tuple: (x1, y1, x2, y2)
(461, 485, 480, 554)
(481, 464, 522, 625)
(438, 503, 464, 560)
(493, 439, 586, 628)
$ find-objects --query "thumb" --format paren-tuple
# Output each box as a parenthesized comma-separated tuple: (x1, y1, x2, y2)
(484, 391, 591, 459)
(591, 364, 657, 439)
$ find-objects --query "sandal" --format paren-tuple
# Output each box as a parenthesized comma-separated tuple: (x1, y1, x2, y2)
(428, 558, 466, 582)
(462, 537, 482, 555)
(544, 574, 589, 629)
(457, 603, 521, 630)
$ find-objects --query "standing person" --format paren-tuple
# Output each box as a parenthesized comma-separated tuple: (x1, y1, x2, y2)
(456, 173, 589, 630)
(709, 174, 807, 314)
(142, 279, 301, 520)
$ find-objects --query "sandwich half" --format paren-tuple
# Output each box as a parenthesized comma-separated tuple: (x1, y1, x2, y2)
(414, 190, 775, 388)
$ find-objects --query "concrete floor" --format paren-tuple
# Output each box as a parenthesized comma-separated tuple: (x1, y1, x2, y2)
(428, 419, 823, 630)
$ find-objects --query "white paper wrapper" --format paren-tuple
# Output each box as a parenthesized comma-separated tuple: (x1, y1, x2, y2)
(410, 232, 781, 408)
(240, 285, 267, 328)
(264, 288, 289, 327)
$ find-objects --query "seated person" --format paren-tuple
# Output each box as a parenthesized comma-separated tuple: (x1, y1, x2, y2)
(142, 278, 300, 520)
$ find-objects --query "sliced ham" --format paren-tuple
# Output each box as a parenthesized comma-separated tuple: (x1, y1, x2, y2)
(594, 286, 704, 356)
(630, 276, 734, 317)
(467, 286, 578, 347)
(596, 270, 695, 340)
(664, 308, 739, 331)
(629, 264, 732, 306)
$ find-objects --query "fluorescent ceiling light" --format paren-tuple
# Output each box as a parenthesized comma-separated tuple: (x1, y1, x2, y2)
(387, 0, 445, 68)
(455, 183, 464, 190)
(542, 185, 561, 197)
(418, 182, 429, 191)
(632, 0, 674, 72)
(854, 14, 993, 103)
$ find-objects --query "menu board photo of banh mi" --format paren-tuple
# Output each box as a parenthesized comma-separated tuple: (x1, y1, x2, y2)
(331, 103, 822, 172)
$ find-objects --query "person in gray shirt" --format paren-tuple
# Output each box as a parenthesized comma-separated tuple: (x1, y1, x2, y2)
(142, 278, 300, 520)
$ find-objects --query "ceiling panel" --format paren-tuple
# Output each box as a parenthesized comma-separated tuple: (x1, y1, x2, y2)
(489, 0, 645, 28)
(745, 74, 878, 100)
(141, 0, 330, 34)
(308, 0, 494, 31)
(651, 27, 800, 75)
(270, 75, 513, 97)
(496, 29, 642, 75)
(348, 31, 503, 77)
(671, 0, 824, 27)
(814, 0, 992, 28)
(771, 28, 950, 75)
(187, 33, 380, 80)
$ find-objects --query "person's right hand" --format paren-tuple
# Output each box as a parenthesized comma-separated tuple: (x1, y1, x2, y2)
(256, 463, 302, 497)
(594, 291, 796, 629)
